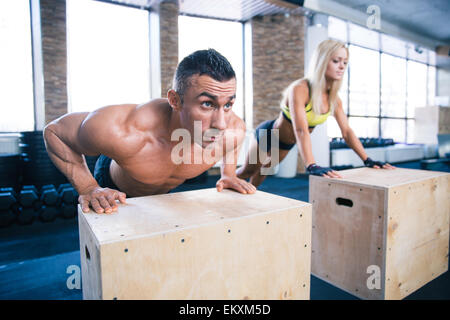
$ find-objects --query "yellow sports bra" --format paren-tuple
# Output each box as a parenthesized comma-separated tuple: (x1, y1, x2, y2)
(281, 101, 331, 128)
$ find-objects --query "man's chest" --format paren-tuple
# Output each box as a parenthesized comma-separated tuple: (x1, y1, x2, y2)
(117, 143, 221, 183)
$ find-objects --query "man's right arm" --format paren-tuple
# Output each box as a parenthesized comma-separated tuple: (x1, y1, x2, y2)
(43, 111, 126, 213)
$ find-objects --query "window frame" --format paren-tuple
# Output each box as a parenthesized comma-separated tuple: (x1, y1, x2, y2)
(0, 0, 36, 132)
(177, 13, 248, 126)
(328, 16, 436, 143)
(66, 0, 152, 113)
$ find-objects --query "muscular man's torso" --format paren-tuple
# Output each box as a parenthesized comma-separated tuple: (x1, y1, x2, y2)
(109, 142, 216, 197)
(104, 100, 241, 197)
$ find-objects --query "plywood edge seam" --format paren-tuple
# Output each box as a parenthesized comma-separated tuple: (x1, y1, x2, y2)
(310, 172, 448, 189)
(309, 176, 387, 191)
(98, 205, 310, 245)
(79, 210, 101, 249)
(381, 188, 389, 300)
(383, 173, 450, 188)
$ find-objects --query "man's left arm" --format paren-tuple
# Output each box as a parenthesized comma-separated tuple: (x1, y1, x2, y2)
(216, 122, 256, 194)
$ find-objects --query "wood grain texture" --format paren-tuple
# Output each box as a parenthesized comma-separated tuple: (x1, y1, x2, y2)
(81, 188, 308, 244)
(332, 167, 447, 188)
(78, 214, 102, 300)
(385, 175, 449, 299)
(310, 176, 386, 299)
(310, 168, 450, 300)
(78, 188, 312, 300)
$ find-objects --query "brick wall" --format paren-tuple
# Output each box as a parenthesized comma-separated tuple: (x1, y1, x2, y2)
(40, 0, 67, 124)
(251, 14, 305, 128)
(251, 14, 306, 173)
(38, 0, 179, 124)
(37, 0, 306, 163)
(159, 0, 179, 98)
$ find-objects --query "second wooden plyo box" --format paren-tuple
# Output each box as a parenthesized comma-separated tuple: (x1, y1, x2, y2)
(79, 188, 312, 300)
(310, 167, 449, 300)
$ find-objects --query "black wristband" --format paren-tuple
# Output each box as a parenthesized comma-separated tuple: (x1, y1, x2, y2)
(306, 163, 333, 176)
(363, 157, 372, 166)
(364, 157, 385, 168)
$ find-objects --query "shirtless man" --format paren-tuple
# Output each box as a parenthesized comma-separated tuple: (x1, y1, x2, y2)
(44, 49, 256, 214)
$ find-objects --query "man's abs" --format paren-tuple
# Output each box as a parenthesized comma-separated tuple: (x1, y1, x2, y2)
(108, 158, 177, 197)
(108, 157, 213, 197)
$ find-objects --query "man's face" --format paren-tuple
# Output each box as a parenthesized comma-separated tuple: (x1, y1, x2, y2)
(178, 74, 236, 148)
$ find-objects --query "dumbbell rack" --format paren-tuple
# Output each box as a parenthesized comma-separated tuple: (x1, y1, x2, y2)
(0, 183, 78, 228)
(0, 131, 99, 228)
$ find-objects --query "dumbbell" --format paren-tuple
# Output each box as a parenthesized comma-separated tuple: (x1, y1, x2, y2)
(40, 184, 59, 206)
(59, 187, 78, 205)
(22, 185, 39, 194)
(39, 205, 59, 222)
(57, 183, 72, 194)
(1, 188, 23, 222)
(0, 209, 16, 228)
(59, 186, 78, 219)
(37, 184, 62, 222)
(0, 187, 17, 197)
(17, 207, 35, 225)
(19, 185, 40, 209)
(0, 186, 18, 227)
(61, 203, 77, 219)
(17, 185, 41, 225)
(0, 191, 17, 211)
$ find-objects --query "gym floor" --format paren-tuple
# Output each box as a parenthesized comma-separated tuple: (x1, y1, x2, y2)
(0, 161, 449, 300)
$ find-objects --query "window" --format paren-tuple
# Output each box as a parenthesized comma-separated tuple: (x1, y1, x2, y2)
(328, 16, 347, 43)
(178, 15, 244, 120)
(427, 66, 436, 106)
(67, 0, 150, 113)
(381, 34, 406, 58)
(381, 118, 405, 142)
(340, 64, 349, 115)
(328, 16, 436, 143)
(348, 45, 380, 117)
(381, 53, 406, 118)
(348, 22, 379, 51)
(406, 60, 427, 118)
(349, 117, 379, 138)
(0, 0, 34, 132)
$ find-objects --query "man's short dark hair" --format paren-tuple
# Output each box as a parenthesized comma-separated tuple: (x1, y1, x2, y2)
(173, 49, 236, 100)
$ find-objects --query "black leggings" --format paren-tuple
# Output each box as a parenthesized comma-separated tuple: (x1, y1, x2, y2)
(93, 154, 120, 190)
(254, 119, 296, 152)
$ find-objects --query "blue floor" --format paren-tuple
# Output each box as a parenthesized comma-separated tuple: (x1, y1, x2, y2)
(0, 161, 448, 300)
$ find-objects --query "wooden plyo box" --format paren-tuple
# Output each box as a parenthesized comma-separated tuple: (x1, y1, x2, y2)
(310, 167, 449, 300)
(78, 188, 312, 300)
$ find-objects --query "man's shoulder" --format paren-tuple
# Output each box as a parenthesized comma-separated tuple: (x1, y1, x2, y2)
(228, 113, 246, 133)
(138, 98, 170, 115)
(130, 99, 171, 129)
(222, 114, 246, 151)
(81, 100, 171, 157)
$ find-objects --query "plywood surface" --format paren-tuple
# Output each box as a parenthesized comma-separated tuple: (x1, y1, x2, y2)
(99, 206, 312, 299)
(385, 175, 450, 299)
(78, 214, 102, 300)
(323, 167, 448, 189)
(310, 168, 450, 300)
(78, 188, 309, 244)
(310, 177, 386, 299)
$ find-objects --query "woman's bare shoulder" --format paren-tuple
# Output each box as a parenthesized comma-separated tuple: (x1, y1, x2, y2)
(289, 79, 310, 104)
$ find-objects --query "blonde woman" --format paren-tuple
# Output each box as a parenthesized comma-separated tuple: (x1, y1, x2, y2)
(237, 39, 394, 187)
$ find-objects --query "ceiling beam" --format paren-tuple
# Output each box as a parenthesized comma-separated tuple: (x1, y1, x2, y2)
(303, 0, 447, 50)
